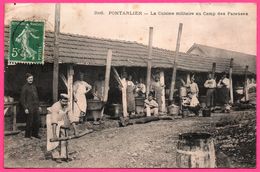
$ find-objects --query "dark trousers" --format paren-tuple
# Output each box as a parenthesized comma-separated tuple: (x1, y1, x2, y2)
(25, 108, 40, 138)
(206, 88, 215, 107)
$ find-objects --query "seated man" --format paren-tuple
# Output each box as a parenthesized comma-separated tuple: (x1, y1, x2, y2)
(182, 93, 200, 116)
(144, 92, 159, 116)
(46, 94, 71, 163)
(135, 78, 146, 97)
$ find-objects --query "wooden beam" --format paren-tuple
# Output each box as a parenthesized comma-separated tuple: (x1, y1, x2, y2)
(50, 129, 93, 142)
(112, 67, 123, 87)
(159, 70, 166, 112)
(169, 23, 183, 101)
(67, 64, 74, 121)
(52, 3, 61, 102)
(121, 77, 128, 117)
(229, 58, 234, 104)
(244, 65, 249, 101)
(186, 73, 191, 86)
(112, 67, 127, 117)
(5, 131, 20, 136)
(212, 63, 216, 79)
(103, 49, 112, 102)
(12, 105, 17, 131)
(146, 27, 153, 97)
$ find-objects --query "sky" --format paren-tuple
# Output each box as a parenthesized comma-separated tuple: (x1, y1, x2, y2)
(5, 3, 256, 55)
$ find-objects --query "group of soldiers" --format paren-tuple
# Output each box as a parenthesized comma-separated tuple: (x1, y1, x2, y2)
(125, 71, 233, 117)
(19, 70, 239, 163)
(20, 72, 105, 162)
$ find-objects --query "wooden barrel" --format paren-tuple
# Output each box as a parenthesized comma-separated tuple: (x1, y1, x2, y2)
(176, 132, 216, 168)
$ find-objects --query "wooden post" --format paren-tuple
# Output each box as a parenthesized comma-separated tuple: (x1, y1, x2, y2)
(244, 65, 249, 101)
(212, 63, 216, 79)
(52, 3, 61, 102)
(169, 23, 183, 102)
(121, 78, 128, 117)
(103, 49, 112, 102)
(146, 27, 153, 97)
(112, 67, 128, 117)
(12, 105, 17, 131)
(229, 58, 234, 104)
(67, 64, 74, 120)
(159, 70, 166, 112)
(186, 73, 191, 86)
(211, 62, 216, 106)
(121, 66, 128, 117)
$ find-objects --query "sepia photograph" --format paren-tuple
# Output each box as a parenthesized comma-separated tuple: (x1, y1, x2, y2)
(3, 3, 256, 168)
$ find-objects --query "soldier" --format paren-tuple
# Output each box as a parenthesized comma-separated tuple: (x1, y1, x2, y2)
(20, 73, 41, 139)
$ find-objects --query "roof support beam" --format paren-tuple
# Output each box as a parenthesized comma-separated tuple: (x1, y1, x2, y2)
(159, 70, 166, 112)
(146, 27, 153, 97)
(212, 63, 216, 79)
(229, 58, 234, 104)
(103, 49, 112, 103)
(244, 65, 249, 101)
(169, 23, 183, 102)
(52, 3, 60, 102)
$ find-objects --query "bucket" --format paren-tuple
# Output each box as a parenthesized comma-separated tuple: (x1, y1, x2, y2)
(180, 87, 187, 97)
(109, 104, 123, 119)
(87, 99, 104, 111)
(202, 108, 211, 117)
(168, 105, 179, 116)
(182, 109, 189, 118)
(176, 132, 216, 168)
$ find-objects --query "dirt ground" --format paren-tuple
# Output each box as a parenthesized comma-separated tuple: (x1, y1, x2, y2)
(4, 110, 256, 168)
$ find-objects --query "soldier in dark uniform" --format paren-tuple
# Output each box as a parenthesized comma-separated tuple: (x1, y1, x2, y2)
(20, 73, 41, 139)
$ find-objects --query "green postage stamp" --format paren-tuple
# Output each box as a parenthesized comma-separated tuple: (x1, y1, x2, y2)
(9, 20, 45, 64)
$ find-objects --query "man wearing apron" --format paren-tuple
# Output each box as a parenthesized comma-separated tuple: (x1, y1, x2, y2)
(150, 75, 164, 113)
(73, 72, 92, 130)
(46, 94, 71, 163)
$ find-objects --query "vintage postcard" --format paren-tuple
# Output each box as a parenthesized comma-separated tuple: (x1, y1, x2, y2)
(3, 3, 256, 169)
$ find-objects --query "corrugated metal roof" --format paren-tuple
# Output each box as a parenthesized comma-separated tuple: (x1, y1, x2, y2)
(4, 26, 250, 75)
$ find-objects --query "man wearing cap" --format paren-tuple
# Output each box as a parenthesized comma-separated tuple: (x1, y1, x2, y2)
(46, 94, 71, 163)
(144, 92, 159, 116)
(20, 73, 41, 139)
(217, 72, 230, 112)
